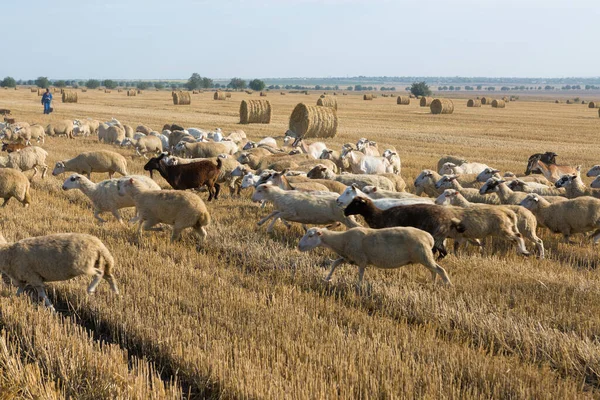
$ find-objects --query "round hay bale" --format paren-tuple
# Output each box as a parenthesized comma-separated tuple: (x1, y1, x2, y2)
(127, 89, 137, 97)
(240, 100, 272, 124)
(589, 101, 598, 108)
(581, 100, 586, 105)
(409, 94, 416, 99)
(419, 97, 433, 107)
(598, 109, 600, 118)
(105, 89, 111, 93)
(481, 97, 492, 105)
(137, 90, 142, 94)
(288, 103, 338, 139)
(214, 91, 227, 100)
(491, 99, 505, 108)
(363, 94, 373, 101)
(37, 88, 44, 96)
(172, 91, 191, 105)
(280, 92, 286, 95)
(333, 92, 337, 96)
(397, 96, 410, 105)
(342, 93, 347, 96)
(81, 89, 87, 92)
(467, 99, 481, 107)
(316, 96, 338, 110)
(260, 92, 267, 97)
(117, 89, 123, 93)
(30, 88, 37, 93)
(502, 96, 509, 102)
(566, 100, 572, 104)
(555, 100, 560, 104)
(430, 98, 454, 115)
(226, 92, 232, 98)
(61, 90, 78, 103)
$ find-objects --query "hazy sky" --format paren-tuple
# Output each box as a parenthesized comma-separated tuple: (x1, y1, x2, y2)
(3, 0, 598, 80)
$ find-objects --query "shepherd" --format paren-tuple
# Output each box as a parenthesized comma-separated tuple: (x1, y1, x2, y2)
(41, 88, 52, 114)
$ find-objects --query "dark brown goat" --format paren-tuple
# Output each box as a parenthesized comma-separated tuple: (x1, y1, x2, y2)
(343, 196, 465, 259)
(144, 153, 222, 201)
(1, 142, 27, 153)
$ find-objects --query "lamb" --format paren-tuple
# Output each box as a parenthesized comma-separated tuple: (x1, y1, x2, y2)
(555, 173, 600, 199)
(440, 162, 489, 176)
(118, 177, 211, 243)
(532, 159, 578, 182)
(291, 138, 327, 159)
(361, 186, 421, 200)
(0, 146, 49, 179)
(306, 165, 396, 192)
(52, 150, 128, 179)
(340, 149, 393, 174)
(62, 174, 160, 224)
(437, 155, 468, 174)
(143, 154, 222, 201)
(336, 184, 434, 209)
(435, 175, 501, 205)
(176, 141, 236, 158)
(343, 196, 466, 258)
(251, 184, 360, 232)
(45, 120, 74, 139)
(507, 179, 565, 196)
(298, 226, 452, 285)
(0, 169, 31, 207)
(480, 177, 566, 205)
(121, 135, 163, 158)
(520, 194, 600, 243)
(382, 149, 401, 174)
(435, 189, 544, 258)
(0, 232, 119, 310)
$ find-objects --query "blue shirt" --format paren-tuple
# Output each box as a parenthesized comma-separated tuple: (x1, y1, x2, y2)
(42, 92, 52, 104)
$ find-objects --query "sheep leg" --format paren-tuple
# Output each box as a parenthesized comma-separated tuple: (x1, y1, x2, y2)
(214, 183, 221, 200)
(266, 215, 282, 233)
(87, 268, 104, 294)
(207, 185, 214, 201)
(171, 227, 183, 242)
(111, 210, 124, 225)
(591, 229, 600, 244)
(1, 198, 9, 207)
(41, 165, 48, 179)
(356, 266, 366, 287)
(35, 286, 55, 311)
(507, 232, 530, 256)
(194, 226, 208, 245)
(31, 166, 38, 179)
(257, 211, 279, 226)
(324, 257, 345, 281)
(94, 210, 107, 224)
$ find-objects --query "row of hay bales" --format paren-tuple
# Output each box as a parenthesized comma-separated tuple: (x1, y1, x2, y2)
(467, 98, 505, 108)
(172, 91, 191, 105)
(62, 91, 78, 103)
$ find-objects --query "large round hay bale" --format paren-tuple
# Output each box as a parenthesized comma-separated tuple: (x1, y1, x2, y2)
(280, 92, 286, 95)
(214, 91, 227, 100)
(397, 96, 410, 105)
(491, 99, 505, 108)
(467, 99, 481, 107)
(363, 94, 373, 101)
(172, 91, 191, 105)
(240, 100, 272, 124)
(430, 99, 454, 115)
(61, 90, 78, 103)
(481, 97, 492, 105)
(127, 89, 136, 97)
(316, 96, 338, 110)
(288, 103, 338, 139)
(419, 97, 433, 107)
(581, 100, 586, 105)
(589, 101, 599, 108)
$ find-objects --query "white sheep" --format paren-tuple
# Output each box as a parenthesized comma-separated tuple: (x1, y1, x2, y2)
(135, 125, 152, 135)
(520, 194, 600, 243)
(435, 189, 544, 258)
(0, 146, 48, 179)
(298, 226, 452, 285)
(224, 130, 246, 144)
(440, 162, 489, 176)
(437, 155, 468, 174)
(98, 123, 125, 144)
(251, 184, 360, 232)
(507, 179, 565, 196)
(0, 168, 31, 207)
(554, 173, 600, 199)
(186, 128, 206, 139)
(356, 138, 380, 157)
(120, 135, 163, 158)
(340, 148, 393, 175)
(291, 138, 327, 159)
(52, 150, 128, 179)
(73, 123, 91, 137)
(118, 177, 211, 243)
(336, 184, 433, 209)
(307, 165, 396, 192)
(360, 186, 421, 200)
(243, 137, 278, 150)
(29, 124, 46, 143)
(435, 175, 500, 205)
(45, 120, 74, 139)
(382, 149, 401, 174)
(0, 232, 119, 311)
(62, 174, 160, 224)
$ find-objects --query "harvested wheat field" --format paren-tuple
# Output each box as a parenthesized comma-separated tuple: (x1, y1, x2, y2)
(1, 88, 600, 399)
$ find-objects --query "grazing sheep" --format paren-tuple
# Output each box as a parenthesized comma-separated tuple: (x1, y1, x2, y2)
(0, 232, 119, 311)
(45, 120, 74, 139)
(480, 177, 566, 205)
(298, 226, 452, 285)
(435, 175, 500, 205)
(440, 162, 489, 176)
(414, 169, 480, 198)
(121, 135, 163, 158)
(382, 149, 401, 174)
(224, 130, 246, 144)
(437, 155, 468, 174)
(168, 131, 195, 149)
(118, 177, 211, 243)
(265, 170, 339, 193)
(251, 184, 360, 232)
(0, 168, 31, 207)
(436, 189, 544, 258)
(555, 173, 600, 199)
(307, 165, 396, 192)
(243, 137, 278, 150)
(0, 146, 48, 179)
(52, 150, 128, 179)
(337, 184, 433, 209)
(343, 196, 465, 258)
(62, 174, 160, 224)
(520, 194, 600, 243)
(237, 152, 312, 172)
(73, 123, 91, 137)
(507, 179, 565, 196)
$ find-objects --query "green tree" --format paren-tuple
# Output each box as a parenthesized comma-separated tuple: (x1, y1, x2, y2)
(410, 81, 432, 97)
(0, 77, 16, 88)
(201, 77, 213, 88)
(35, 76, 50, 88)
(85, 79, 100, 89)
(186, 73, 203, 90)
(249, 79, 266, 91)
(53, 80, 67, 88)
(228, 77, 246, 90)
(102, 79, 118, 89)
(154, 82, 165, 90)
(136, 81, 150, 90)
(476, 85, 482, 90)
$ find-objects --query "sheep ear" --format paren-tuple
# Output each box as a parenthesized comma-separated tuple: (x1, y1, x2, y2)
(319, 167, 327, 171)
(316, 231, 322, 236)
(372, 187, 378, 192)
(129, 178, 134, 183)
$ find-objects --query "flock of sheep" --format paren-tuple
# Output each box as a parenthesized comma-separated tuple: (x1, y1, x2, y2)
(0, 116, 599, 310)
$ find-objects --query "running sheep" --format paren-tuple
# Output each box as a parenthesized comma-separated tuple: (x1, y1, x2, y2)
(52, 150, 128, 179)
(0, 168, 31, 207)
(0, 146, 48, 179)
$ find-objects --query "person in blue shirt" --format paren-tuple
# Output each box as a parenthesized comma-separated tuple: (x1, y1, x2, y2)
(41, 88, 52, 114)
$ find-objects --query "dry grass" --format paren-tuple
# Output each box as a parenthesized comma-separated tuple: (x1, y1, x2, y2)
(1, 89, 600, 398)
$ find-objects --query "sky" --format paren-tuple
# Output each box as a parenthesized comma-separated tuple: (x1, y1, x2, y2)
(2, 0, 598, 80)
